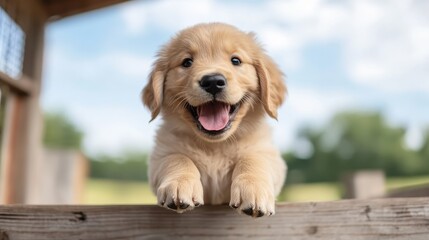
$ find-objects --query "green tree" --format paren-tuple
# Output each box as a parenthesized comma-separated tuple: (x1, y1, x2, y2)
(418, 129, 429, 171)
(43, 112, 83, 149)
(89, 150, 149, 181)
(286, 111, 424, 183)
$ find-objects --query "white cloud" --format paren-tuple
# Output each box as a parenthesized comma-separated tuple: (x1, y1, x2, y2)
(69, 104, 159, 155)
(120, 0, 429, 93)
(45, 46, 151, 83)
(120, 5, 147, 34)
(120, 0, 217, 33)
(44, 0, 429, 153)
(43, 46, 156, 154)
(286, 88, 355, 119)
(405, 124, 424, 151)
(270, 86, 358, 151)
(103, 53, 152, 79)
(343, 1, 429, 92)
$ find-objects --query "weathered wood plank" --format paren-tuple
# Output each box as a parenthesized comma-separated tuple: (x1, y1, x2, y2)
(0, 198, 428, 239)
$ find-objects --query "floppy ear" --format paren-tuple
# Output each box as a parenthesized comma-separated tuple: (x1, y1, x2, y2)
(142, 62, 166, 122)
(254, 53, 287, 120)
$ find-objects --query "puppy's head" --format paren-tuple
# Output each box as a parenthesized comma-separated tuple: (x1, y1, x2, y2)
(143, 23, 286, 142)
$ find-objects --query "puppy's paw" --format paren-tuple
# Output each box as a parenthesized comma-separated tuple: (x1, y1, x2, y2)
(229, 176, 275, 218)
(157, 177, 204, 213)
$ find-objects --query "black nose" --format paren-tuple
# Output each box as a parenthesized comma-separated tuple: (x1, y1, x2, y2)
(199, 74, 227, 95)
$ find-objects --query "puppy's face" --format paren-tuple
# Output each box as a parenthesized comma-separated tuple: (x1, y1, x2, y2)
(143, 23, 286, 142)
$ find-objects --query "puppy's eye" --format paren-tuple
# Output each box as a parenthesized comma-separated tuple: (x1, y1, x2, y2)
(182, 58, 193, 68)
(231, 57, 241, 66)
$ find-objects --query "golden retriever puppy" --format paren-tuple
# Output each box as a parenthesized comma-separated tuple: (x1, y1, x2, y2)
(142, 23, 287, 217)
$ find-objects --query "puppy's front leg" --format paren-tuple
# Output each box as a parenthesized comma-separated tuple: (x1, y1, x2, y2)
(150, 154, 204, 213)
(229, 155, 285, 218)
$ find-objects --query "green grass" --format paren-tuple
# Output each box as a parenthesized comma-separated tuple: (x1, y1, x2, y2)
(385, 176, 429, 190)
(83, 175, 429, 204)
(84, 179, 156, 204)
(278, 182, 341, 202)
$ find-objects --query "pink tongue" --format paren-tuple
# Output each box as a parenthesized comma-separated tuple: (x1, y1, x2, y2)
(198, 102, 230, 131)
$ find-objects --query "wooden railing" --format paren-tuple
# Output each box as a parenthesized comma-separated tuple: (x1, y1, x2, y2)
(1, 197, 428, 239)
(387, 184, 429, 198)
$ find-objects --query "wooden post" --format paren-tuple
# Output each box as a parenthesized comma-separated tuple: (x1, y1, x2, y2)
(0, 0, 47, 204)
(343, 170, 386, 199)
(0, 0, 129, 204)
(35, 149, 88, 204)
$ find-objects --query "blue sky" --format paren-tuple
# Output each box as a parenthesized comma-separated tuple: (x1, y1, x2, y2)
(42, 0, 429, 155)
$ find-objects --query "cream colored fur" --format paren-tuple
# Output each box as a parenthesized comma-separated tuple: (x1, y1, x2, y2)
(142, 23, 287, 218)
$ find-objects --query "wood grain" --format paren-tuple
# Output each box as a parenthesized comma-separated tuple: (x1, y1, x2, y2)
(41, 0, 129, 19)
(0, 72, 33, 96)
(0, 198, 428, 239)
(0, 0, 46, 204)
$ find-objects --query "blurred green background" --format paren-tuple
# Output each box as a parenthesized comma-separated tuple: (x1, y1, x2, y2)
(43, 110, 429, 204)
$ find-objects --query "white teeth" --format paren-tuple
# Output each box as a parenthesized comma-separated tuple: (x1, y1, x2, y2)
(225, 104, 231, 113)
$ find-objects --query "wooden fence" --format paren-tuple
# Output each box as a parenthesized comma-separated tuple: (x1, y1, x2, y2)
(388, 184, 429, 198)
(1, 197, 428, 239)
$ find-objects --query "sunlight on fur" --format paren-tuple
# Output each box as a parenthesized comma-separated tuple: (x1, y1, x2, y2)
(142, 23, 287, 218)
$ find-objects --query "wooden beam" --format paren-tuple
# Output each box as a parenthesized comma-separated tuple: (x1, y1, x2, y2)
(42, 0, 129, 20)
(388, 184, 429, 198)
(0, 0, 46, 204)
(0, 72, 34, 96)
(0, 95, 25, 203)
(0, 198, 428, 239)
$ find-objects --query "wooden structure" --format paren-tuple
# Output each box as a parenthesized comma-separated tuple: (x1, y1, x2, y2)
(0, 198, 428, 239)
(1, 1, 428, 239)
(37, 149, 88, 204)
(388, 184, 429, 198)
(343, 170, 386, 199)
(0, 0, 128, 204)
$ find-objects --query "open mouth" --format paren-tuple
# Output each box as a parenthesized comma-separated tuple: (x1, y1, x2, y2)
(187, 101, 240, 136)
